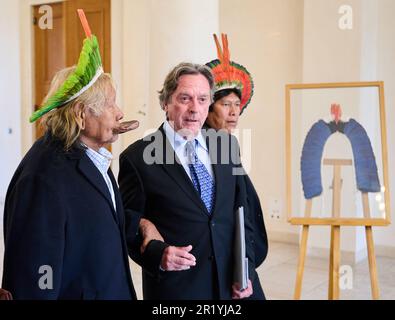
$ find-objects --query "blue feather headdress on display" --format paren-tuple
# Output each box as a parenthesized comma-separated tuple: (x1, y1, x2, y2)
(301, 104, 380, 199)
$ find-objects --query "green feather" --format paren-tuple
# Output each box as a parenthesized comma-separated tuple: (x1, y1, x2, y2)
(30, 35, 102, 122)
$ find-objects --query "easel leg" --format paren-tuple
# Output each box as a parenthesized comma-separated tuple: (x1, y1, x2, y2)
(361, 193, 380, 300)
(328, 226, 334, 298)
(365, 226, 380, 299)
(328, 226, 340, 300)
(294, 225, 309, 300)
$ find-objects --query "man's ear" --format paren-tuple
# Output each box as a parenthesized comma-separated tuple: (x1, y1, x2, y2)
(73, 103, 86, 130)
(162, 103, 170, 120)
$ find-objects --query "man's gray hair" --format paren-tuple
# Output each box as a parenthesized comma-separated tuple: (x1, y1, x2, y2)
(158, 62, 214, 109)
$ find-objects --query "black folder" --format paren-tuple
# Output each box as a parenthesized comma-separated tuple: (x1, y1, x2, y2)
(233, 206, 248, 290)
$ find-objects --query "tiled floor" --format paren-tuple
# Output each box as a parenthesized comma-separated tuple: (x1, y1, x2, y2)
(1, 234, 394, 299)
(257, 242, 395, 300)
(130, 241, 395, 300)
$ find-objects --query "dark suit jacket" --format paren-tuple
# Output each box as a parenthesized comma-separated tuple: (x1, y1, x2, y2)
(245, 175, 268, 268)
(243, 175, 268, 300)
(201, 124, 268, 299)
(119, 125, 256, 300)
(202, 124, 268, 268)
(2, 134, 138, 300)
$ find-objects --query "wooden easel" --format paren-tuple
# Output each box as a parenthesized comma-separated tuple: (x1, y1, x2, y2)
(294, 158, 380, 300)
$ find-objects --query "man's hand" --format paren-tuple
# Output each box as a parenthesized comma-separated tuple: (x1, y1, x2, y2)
(160, 245, 196, 271)
(0, 288, 12, 300)
(139, 218, 164, 253)
(232, 279, 253, 299)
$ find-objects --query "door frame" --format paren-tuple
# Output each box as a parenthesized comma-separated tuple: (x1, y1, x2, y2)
(20, 0, 124, 166)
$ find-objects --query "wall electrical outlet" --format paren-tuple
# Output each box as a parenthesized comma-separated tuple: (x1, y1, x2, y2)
(268, 198, 282, 220)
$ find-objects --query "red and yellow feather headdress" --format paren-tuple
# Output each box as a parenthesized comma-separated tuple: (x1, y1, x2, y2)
(206, 34, 254, 114)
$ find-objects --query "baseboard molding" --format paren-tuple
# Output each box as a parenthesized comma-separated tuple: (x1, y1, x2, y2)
(268, 230, 299, 245)
(375, 245, 395, 259)
(268, 230, 395, 261)
(306, 246, 367, 264)
(307, 245, 395, 263)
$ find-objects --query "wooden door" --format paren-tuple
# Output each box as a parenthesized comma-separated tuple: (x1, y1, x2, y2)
(33, 0, 111, 139)
(64, 0, 111, 73)
(33, 2, 65, 138)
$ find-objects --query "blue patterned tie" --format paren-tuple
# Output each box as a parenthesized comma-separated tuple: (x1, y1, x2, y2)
(186, 140, 215, 214)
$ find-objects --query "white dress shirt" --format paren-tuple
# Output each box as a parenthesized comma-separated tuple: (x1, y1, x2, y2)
(84, 145, 117, 210)
(163, 121, 214, 180)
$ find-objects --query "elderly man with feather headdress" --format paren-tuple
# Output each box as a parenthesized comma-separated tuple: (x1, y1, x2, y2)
(1, 10, 161, 300)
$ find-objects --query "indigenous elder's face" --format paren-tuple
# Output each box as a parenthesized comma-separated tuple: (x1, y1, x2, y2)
(164, 74, 211, 138)
(207, 92, 241, 133)
(81, 86, 124, 150)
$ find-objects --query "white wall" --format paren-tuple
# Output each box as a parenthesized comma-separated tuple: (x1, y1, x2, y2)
(0, 0, 22, 221)
(120, 0, 219, 152)
(302, 0, 364, 256)
(219, 0, 395, 258)
(219, 0, 304, 241)
(302, 0, 395, 259)
(374, 0, 395, 251)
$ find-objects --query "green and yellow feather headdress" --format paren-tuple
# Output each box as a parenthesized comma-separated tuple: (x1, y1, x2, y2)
(30, 9, 103, 123)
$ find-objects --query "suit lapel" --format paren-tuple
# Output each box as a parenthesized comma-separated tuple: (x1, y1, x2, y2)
(108, 169, 124, 226)
(77, 154, 119, 223)
(158, 126, 208, 214)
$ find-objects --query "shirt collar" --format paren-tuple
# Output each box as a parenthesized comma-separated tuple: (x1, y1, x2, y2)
(163, 121, 208, 152)
(82, 143, 113, 173)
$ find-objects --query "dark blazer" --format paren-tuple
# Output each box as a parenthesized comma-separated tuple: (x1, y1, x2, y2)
(244, 175, 267, 300)
(2, 134, 139, 300)
(201, 124, 268, 299)
(119, 125, 256, 300)
(245, 175, 268, 268)
(202, 124, 268, 268)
